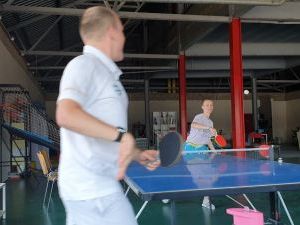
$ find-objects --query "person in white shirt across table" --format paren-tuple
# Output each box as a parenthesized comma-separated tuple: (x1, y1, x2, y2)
(185, 99, 217, 210)
(56, 6, 160, 225)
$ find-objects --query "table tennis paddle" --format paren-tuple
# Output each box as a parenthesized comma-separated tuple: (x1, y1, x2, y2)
(159, 131, 184, 167)
(212, 134, 227, 148)
(259, 144, 270, 158)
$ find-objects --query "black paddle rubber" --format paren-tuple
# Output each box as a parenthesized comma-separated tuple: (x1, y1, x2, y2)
(159, 132, 183, 167)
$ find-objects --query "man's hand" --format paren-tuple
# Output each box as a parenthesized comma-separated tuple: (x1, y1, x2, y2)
(137, 150, 160, 171)
(117, 133, 139, 180)
(117, 133, 161, 180)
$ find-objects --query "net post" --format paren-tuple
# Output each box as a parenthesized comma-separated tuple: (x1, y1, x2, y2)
(270, 145, 274, 161)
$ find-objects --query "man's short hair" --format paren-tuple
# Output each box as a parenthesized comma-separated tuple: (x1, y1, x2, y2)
(79, 6, 117, 42)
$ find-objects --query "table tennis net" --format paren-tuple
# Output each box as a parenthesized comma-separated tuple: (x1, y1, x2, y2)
(182, 146, 278, 163)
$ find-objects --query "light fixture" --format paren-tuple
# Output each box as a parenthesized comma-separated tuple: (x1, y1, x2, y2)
(244, 89, 250, 95)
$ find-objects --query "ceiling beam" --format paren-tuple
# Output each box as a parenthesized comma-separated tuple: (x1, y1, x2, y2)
(257, 80, 300, 83)
(0, 5, 230, 22)
(23, 50, 79, 56)
(36, 68, 280, 81)
(31, 66, 175, 70)
(187, 43, 300, 57)
(117, 0, 286, 5)
(150, 70, 253, 79)
(242, 2, 300, 22)
(22, 50, 178, 59)
(185, 58, 286, 70)
(6, 0, 88, 32)
(3, 4, 300, 24)
(22, 42, 300, 58)
(29, 57, 286, 71)
(22, 50, 295, 74)
(29, 42, 82, 65)
(39, 69, 279, 82)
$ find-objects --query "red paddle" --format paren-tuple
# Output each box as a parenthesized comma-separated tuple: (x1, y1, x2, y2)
(211, 132, 227, 150)
(259, 144, 270, 158)
(214, 134, 227, 148)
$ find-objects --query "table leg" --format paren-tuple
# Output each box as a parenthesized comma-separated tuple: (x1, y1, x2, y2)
(270, 192, 280, 222)
(135, 201, 149, 219)
(170, 200, 176, 225)
(2, 184, 5, 219)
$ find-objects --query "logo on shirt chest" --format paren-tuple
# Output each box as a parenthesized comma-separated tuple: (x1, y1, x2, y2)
(113, 83, 122, 96)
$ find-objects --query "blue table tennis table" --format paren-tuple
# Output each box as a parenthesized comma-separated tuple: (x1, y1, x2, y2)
(125, 149, 300, 225)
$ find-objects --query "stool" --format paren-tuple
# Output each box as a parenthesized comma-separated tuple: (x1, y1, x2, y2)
(226, 208, 263, 225)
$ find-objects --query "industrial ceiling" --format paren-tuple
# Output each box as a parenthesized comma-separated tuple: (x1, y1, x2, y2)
(1, 0, 300, 96)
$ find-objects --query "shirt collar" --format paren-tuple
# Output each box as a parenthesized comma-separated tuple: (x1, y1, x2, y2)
(83, 45, 122, 79)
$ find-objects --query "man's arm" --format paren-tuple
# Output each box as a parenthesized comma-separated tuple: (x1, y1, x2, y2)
(56, 99, 140, 179)
(191, 122, 210, 130)
(56, 99, 160, 179)
(207, 140, 215, 150)
(191, 122, 216, 135)
(56, 99, 120, 140)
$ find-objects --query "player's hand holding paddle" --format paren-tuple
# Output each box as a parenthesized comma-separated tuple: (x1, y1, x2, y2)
(211, 132, 227, 148)
(118, 131, 183, 180)
(117, 132, 139, 180)
(137, 150, 160, 170)
(117, 133, 161, 180)
(146, 131, 184, 168)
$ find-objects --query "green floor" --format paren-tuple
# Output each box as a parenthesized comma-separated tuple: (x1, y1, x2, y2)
(1, 145, 300, 225)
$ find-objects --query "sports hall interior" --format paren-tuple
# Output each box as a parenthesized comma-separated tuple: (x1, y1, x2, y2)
(1, 0, 300, 225)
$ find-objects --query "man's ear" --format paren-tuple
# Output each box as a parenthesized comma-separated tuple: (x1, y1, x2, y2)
(107, 26, 116, 40)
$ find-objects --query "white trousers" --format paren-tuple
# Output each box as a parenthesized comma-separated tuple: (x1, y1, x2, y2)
(63, 192, 138, 225)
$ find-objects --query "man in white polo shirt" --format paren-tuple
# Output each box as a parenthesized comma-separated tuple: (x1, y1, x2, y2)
(56, 6, 159, 225)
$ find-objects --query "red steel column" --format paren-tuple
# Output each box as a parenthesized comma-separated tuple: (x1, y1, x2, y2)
(229, 18, 246, 157)
(179, 53, 187, 140)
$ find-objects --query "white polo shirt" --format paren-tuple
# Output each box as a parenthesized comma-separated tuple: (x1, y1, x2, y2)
(57, 45, 128, 201)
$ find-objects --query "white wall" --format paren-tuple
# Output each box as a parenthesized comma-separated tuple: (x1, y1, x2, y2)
(286, 99, 300, 142)
(46, 93, 298, 145)
(271, 99, 288, 143)
(128, 99, 255, 140)
(0, 27, 44, 101)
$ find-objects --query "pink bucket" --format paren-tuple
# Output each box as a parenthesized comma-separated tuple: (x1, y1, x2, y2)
(226, 208, 264, 225)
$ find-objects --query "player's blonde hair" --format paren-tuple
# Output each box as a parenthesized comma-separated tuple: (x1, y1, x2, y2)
(79, 6, 117, 42)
